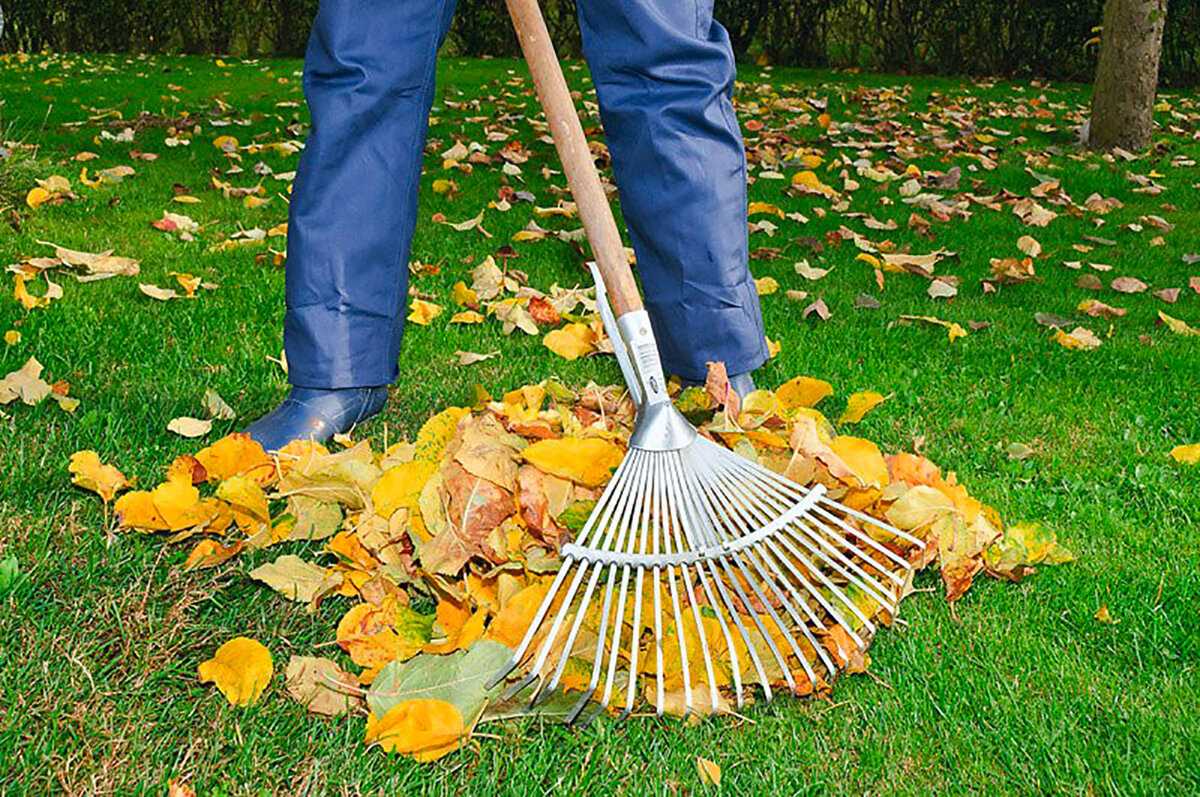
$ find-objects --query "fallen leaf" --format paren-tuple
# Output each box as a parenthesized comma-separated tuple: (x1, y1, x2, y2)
(250, 555, 338, 603)
(696, 757, 721, 786)
(1053, 327, 1101, 350)
(68, 450, 129, 502)
(167, 416, 213, 438)
(198, 637, 273, 707)
(522, 438, 623, 488)
(408, 299, 443, 326)
(1094, 605, 1116, 624)
(1158, 311, 1199, 337)
(543, 323, 597, 361)
(839, 391, 886, 424)
(1169, 443, 1200, 464)
(365, 698, 465, 762)
(285, 655, 359, 716)
(1111, 276, 1148, 294)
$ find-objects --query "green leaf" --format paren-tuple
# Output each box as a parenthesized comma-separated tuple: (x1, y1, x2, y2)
(367, 640, 511, 727)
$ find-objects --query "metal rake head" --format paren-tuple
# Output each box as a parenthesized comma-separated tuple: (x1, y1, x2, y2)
(486, 287, 927, 723)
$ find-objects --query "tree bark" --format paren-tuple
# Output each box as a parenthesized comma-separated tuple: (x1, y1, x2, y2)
(1089, 0, 1166, 151)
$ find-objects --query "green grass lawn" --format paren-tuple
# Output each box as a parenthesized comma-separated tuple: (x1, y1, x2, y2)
(1, 52, 1198, 794)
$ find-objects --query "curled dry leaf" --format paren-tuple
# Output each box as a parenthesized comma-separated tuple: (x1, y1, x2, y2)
(167, 416, 214, 438)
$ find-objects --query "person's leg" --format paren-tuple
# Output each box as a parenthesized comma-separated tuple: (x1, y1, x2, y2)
(247, 0, 457, 450)
(576, 0, 766, 388)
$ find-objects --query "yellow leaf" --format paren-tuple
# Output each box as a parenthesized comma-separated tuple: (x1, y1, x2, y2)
(68, 450, 129, 503)
(365, 698, 465, 762)
(696, 757, 722, 786)
(1094, 605, 1116, 624)
(195, 433, 275, 483)
(26, 187, 52, 209)
(413, 407, 470, 463)
(216, 475, 271, 525)
(407, 299, 443, 326)
(543, 323, 598, 361)
(1170, 443, 1200, 465)
(1159, 311, 1200, 337)
(776, 376, 833, 412)
(451, 281, 478, 307)
(373, 460, 438, 518)
(522, 437, 624, 487)
(1053, 326, 1102, 351)
(243, 195, 270, 209)
(197, 637, 273, 706)
(839, 391, 887, 424)
(183, 538, 244, 570)
(4, 330, 20, 345)
(754, 276, 779, 295)
(450, 310, 485, 324)
(152, 474, 216, 531)
(114, 490, 169, 531)
(829, 436, 889, 488)
(747, 201, 784, 218)
(212, 135, 239, 153)
(485, 581, 550, 648)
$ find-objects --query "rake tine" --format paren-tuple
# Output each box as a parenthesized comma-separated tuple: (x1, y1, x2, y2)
(672, 454, 773, 703)
(661, 451, 723, 712)
(600, 453, 654, 713)
(620, 449, 656, 720)
(740, 457, 917, 578)
(564, 452, 648, 722)
(821, 495, 928, 550)
(722, 456, 903, 613)
(488, 454, 638, 691)
(659, 456, 705, 716)
(535, 450, 651, 702)
(699, 447, 834, 684)
(685, 446, 803, 692)
(811, 501, 915, 578)
(650, 457, 666, 717)
(516, 453, 646, 703)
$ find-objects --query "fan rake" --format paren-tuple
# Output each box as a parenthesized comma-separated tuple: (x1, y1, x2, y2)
(489, 0, 927, 722)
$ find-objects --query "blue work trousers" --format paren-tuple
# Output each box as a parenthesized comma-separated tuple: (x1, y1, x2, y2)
(284, 0, 767, 387)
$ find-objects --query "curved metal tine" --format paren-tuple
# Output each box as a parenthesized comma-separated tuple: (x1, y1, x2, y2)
(700, 451, 836, 682)
(704, 456, 873, 643)
(662, 450, 727, 711)
(599, 456, 652, 713)
(811, 501, 914, 578)
(686, 448, 803, 692)
(723, 457, 901, 612)
(793, 515, 903, 611)
(490, 453, 637, 690)
(563, 453, 648, 724)
(737, 457, 914, 578)
(649, 455, 667, 716)
(659, 453, 705, 715)
(619, 451, 657, 720)
(514, 453, 644, 702)
(537, 452, 651, 700)
(821, 495, 927, 550)
(720, 467, 880, 641)
(671, 452, 773, 703)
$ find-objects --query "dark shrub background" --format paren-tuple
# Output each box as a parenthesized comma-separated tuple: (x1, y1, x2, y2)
(1, 0, 1197, 85)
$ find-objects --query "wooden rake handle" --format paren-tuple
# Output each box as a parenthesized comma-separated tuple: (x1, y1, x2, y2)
(505, 0, 643, 317)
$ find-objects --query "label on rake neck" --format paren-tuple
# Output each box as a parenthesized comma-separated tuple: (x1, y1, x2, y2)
(562, 484, 826, 568)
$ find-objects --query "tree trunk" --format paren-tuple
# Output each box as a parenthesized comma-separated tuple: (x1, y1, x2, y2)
(1089, 0, 1166, 150)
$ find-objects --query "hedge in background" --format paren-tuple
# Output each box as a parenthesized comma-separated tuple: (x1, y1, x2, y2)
(2, 0, 1198, 85)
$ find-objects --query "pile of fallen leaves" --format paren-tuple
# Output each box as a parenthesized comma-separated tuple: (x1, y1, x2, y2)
(69, 369, 1075, 762)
